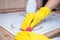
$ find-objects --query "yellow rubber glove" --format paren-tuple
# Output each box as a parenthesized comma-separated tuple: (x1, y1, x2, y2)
(21, 7, 51, 31)
(21, 13, 34, 31)
(14, 31, 50, 40)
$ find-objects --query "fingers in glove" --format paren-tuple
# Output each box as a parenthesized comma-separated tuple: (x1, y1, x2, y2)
(21, 13, 34, 30)
(30, 15, 41, 28)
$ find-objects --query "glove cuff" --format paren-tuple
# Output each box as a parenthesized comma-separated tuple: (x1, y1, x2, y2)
(36, 6, 51, 15)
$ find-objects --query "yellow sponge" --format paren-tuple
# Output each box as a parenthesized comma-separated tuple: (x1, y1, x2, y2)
(14, 31, 50, 40)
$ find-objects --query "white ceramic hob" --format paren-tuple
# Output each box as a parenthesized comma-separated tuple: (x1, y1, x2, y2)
(0, 12, 60, 40)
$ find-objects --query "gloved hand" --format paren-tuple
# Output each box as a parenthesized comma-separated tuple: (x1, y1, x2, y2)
(21, 7, 51, 31)
(14, 31, 50, 40)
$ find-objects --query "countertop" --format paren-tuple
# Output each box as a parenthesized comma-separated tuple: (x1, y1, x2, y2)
(0, 27, 14, 40)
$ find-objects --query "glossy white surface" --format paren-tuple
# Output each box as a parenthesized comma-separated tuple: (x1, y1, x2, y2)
(0, 12, 60, 40)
